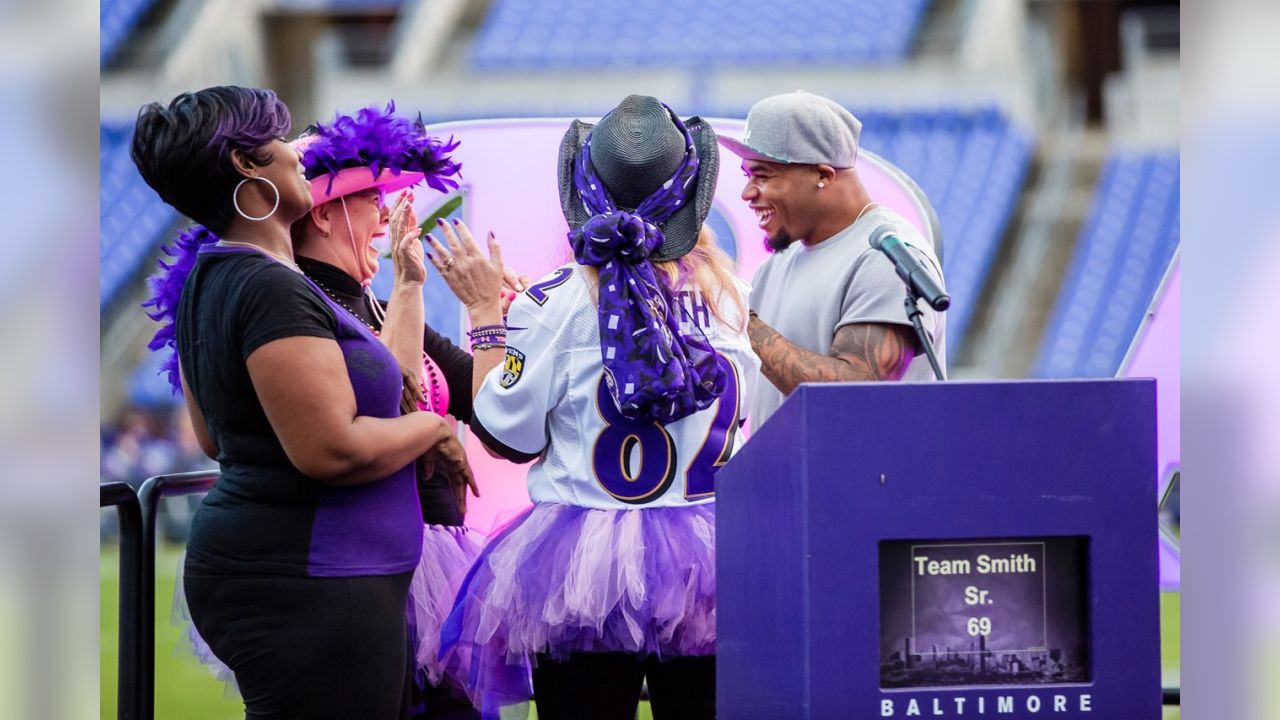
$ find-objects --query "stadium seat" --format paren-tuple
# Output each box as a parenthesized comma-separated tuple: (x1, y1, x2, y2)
(470, 0, 931, 70)
(1034, 151, 1180, 378)
(855, 107, 1033, 353)
(100, 121, 179, 311)
(100, 0, 158, 64)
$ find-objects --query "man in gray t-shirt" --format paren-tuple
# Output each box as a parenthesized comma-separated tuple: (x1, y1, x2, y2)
(719, 92, 946, 428)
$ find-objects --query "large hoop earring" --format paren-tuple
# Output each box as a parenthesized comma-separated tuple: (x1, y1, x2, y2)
(232, 177, 280, 221)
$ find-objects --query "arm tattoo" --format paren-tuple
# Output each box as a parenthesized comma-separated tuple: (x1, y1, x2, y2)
(748, 316, 916, 396)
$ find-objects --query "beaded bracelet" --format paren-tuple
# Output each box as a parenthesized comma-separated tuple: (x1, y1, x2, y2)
(468, 323, 507, 353)
(467, 323, 507, 338)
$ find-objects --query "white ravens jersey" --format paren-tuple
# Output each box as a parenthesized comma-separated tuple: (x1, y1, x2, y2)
(471, 263, 760, 510)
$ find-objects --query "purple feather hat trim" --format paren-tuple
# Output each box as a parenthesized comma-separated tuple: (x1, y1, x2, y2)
(302, 100, 462, 197)
(140, 224, 219, 394)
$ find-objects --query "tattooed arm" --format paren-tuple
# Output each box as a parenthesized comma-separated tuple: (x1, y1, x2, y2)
(748, 314, 917, 396)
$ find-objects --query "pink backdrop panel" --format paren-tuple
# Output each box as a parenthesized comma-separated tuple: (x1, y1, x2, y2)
(418, 117, 939, 532)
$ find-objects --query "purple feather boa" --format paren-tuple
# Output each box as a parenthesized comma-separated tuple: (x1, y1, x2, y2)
(140, 224, 219, 394)
(302, 101, 462, 196)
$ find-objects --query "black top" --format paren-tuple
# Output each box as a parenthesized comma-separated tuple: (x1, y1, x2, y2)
(297, 256, 475, 526)
(179, 248, 423, 577)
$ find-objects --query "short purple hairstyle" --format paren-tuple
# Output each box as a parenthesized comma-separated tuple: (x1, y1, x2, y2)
(130, 86, 291, 235)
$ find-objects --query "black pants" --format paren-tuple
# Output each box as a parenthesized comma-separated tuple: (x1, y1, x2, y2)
(185, 569, 414, 720)
(532, 652, 715, 720)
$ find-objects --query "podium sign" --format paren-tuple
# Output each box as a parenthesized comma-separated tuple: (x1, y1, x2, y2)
(717, 380, 1158, 719)
(879, 537, 1091, 688)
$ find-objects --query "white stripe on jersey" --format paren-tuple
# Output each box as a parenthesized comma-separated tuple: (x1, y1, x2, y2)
(472, 264, 760, 510)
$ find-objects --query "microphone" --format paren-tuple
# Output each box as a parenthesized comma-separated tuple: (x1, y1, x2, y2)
(868, 223, 950, 311)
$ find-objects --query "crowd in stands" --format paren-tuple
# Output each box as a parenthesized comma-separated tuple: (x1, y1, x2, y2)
(100, 404, 216, 542)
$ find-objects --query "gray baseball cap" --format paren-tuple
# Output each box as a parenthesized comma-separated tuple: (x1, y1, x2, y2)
(718, 91, 862, 168)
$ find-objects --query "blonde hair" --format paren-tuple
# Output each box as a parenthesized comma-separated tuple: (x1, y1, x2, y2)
(653, 226, 746, 330)
(583, 225, 746, 330)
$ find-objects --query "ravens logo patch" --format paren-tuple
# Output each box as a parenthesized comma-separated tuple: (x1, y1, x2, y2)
(500, 347, 526, 389)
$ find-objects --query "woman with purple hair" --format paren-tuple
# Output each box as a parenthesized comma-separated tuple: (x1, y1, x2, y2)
(429, 95, 761, 719)
(132, 85, 471, 719)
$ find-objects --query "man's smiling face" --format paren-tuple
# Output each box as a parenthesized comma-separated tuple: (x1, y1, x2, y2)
(739, 159, 820, 251)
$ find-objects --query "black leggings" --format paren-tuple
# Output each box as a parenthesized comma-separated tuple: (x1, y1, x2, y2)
(184, 570, 413, 720)
(532, 652, 715, 720)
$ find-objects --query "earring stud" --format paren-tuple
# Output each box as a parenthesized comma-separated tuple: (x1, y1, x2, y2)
(817, 182, 826, 189)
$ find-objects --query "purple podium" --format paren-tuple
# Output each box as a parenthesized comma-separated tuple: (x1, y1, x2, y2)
(717, 380, 1159, 719)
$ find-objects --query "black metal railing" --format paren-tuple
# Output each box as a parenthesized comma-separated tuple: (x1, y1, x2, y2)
(103, 470, 220, 720)
(135, 470, 219, 720)
(100, 481, 144, 720)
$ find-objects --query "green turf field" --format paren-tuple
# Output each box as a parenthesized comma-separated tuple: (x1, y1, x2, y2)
(101, 544, 1176, 720)
(1161, 590, 1180, 720)
(101, 543, 241, 720)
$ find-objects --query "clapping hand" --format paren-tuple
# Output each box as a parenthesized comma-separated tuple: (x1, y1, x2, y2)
(426, 219, 505, 314)
(388, 191, 425, 286)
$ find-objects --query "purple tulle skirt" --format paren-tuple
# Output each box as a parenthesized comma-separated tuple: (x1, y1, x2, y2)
(172, 523, 487, 693)
(408, 524, 486, 684)
(441, 502, 717, 716)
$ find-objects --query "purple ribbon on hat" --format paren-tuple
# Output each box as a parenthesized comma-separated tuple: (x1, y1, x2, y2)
(567, 105, 727, 424)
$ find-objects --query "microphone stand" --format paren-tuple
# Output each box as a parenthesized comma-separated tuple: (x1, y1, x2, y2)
(904, 286, 946, 380)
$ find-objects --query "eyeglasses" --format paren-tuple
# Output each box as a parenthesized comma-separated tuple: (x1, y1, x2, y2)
(350, 189, 387, 210)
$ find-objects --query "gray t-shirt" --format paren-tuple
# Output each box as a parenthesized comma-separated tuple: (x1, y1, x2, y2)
(748, 206, 947, 429)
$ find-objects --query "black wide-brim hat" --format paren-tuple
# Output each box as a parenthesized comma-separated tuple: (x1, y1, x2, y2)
(558, 95, 720, 262)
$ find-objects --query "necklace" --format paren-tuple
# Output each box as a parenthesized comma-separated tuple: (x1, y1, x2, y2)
(854, 201, 878, 225)
(420, 357, 444, 415)
(218, 240, 302, 273)
(307, 275, 381, 337)
(304, 275, 447, 416)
